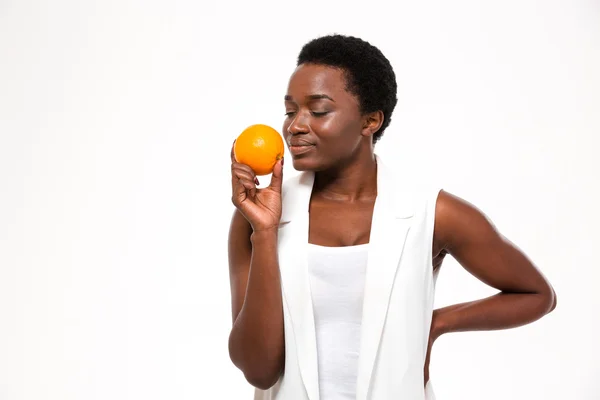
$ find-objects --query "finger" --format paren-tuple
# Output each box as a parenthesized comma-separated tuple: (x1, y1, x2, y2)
(232, 177, 256, 206)
(232, 167, 259, 186)
(232, 168, 255, 182)
(232, 163, 258, 178)
(231, 140, 237, 163)
(268, 157, 284, 192)
(231, 176, 256, 202)
(237, 178, 256, 192)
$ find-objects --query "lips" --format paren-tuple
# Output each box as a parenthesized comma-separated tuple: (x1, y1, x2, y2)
(287, 139, 314, 147)
(287, 138, 315, 156)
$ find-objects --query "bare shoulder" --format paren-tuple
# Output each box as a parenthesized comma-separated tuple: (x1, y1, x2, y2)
(432, 189, 555, 302)
(433, 189, 499, 253)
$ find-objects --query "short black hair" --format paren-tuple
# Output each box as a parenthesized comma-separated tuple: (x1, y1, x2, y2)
(297, 34, 398, 144)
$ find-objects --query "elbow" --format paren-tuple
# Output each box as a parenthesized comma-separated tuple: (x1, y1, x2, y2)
(236, 356, 283, 390)
(547, 287, 557, 313)
(535, 285, 557, 315)
(228, 330, 283, 390)
(244, 370, 281, 390)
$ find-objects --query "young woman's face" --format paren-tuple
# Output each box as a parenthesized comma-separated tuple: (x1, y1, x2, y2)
(282, 63, 368, 172)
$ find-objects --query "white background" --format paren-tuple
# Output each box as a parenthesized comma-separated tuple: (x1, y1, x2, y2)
(1, 0, 599, 399)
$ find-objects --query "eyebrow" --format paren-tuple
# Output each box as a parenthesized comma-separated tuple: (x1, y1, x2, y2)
(284, 94, 335, 102)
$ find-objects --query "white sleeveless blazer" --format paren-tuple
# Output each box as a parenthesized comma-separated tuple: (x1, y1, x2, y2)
(253, 154, 441, 400)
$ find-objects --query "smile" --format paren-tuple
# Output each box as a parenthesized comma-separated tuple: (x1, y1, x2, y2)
(289, 144, 315, 155)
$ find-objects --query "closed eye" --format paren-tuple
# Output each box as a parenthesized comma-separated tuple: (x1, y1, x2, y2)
(284, 111, 329, 118)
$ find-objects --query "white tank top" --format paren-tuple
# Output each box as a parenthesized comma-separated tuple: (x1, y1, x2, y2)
(307, 242, 369, 400)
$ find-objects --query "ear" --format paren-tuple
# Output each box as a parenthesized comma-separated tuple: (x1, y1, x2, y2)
(361, 110, 384, 138)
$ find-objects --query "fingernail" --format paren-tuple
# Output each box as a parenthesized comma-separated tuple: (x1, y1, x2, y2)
(254, 177, 260, 185)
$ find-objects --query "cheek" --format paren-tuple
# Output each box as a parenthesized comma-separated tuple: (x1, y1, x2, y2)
(312, 115, 343, 138)
(316, 115, 360, 143)
(315, 117, 337, 134)
(281, 120, 290, 138)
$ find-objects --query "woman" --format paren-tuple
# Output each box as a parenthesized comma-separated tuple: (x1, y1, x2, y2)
(227, 35, 556, 400)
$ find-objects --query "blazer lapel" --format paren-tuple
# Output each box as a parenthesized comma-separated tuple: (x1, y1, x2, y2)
(355, 155, 415, 400)
(278, 172, 320, 400)
(278, 156, 414, 400)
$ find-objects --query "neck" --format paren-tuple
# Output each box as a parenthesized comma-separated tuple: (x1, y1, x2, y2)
(313, 150, 378, 202)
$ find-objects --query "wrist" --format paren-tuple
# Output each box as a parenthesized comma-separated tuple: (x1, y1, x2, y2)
(250, 227, 279, 243)
(431, 308, 451, 339)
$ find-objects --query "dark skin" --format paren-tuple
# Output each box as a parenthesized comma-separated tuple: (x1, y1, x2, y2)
(228, 63, 557, 390)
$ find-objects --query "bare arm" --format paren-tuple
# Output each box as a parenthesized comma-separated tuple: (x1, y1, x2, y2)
(432, 190, 556, 337)
(227, 146, 285, 390)
(227, 211, 285, 390)
(424, 190, 556, 385)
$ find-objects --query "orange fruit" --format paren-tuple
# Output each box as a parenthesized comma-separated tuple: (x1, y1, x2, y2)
(234, 124, 284, 176)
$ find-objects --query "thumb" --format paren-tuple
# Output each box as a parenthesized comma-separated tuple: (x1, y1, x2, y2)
(268, 157, 284, 192)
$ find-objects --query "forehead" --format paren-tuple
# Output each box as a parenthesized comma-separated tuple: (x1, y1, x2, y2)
(286, 63, 350, 99)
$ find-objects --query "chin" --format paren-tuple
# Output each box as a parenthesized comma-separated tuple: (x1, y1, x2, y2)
(290, 155, 322, 172)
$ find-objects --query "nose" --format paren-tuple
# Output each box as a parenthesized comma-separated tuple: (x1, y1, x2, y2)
(287, 112, 309, 135)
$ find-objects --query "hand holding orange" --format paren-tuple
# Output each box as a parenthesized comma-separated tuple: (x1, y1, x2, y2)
(234, 124, 284, 176)
(230, 124, 285, 231)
